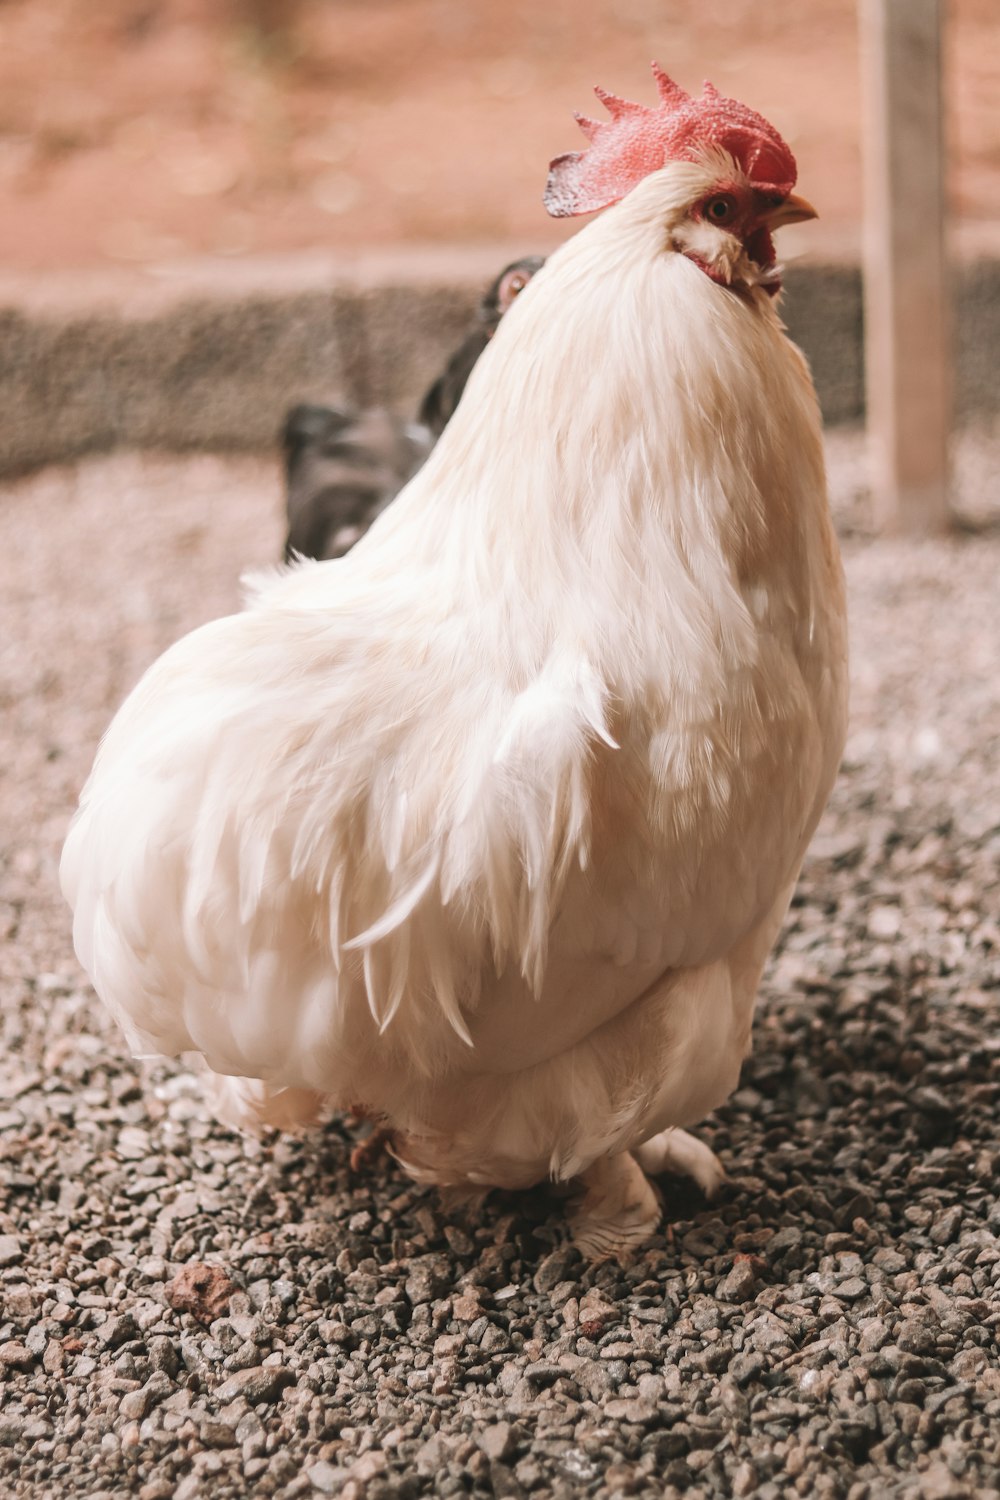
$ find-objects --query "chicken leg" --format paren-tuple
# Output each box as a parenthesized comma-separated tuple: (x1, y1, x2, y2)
(569, 1128, 724, 1259)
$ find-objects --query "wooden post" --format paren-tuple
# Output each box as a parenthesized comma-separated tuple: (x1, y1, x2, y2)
(859, 0, 951, 533)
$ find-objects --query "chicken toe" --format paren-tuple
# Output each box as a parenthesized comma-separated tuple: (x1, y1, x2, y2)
(569, 1151, 662, 1260)
(633, 1127, 726, 1199)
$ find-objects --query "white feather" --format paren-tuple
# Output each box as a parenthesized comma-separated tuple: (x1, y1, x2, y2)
(61, 149, 848, 1192)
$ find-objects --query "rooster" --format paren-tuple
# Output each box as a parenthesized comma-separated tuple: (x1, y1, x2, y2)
(62, 66, 847, 1256)
(283, 257, 545, 561)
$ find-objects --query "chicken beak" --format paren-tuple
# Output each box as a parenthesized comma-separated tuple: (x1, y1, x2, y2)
(764, 193, 819, 229)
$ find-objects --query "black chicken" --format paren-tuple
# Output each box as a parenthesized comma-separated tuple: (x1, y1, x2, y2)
(282, 256, 544, 562)
(415, 256, 544, 438)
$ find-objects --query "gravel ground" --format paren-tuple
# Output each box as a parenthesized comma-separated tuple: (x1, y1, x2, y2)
(1, 432, 999, 1500)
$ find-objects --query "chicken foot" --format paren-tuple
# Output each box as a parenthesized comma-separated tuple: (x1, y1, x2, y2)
(633, 1126, 726, 1198)
(569, 1128, 725, 1259)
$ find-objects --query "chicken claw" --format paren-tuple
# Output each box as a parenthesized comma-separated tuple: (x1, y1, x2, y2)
(569, 1129, 725, 1260)
(569, 1151, 663, 1260)
(633, 1127, 726, 1199)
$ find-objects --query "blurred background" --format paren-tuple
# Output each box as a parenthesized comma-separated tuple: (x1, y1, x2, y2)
(0, 0, 995, 272)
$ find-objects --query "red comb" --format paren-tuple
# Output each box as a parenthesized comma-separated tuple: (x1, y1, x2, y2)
(544, 62, 797, 218)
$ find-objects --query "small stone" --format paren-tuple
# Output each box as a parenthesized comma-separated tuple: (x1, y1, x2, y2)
(308, 1461, 346, 1495)
(859, 1319, 889, 1353)
(561, 1449, 600, 1484)
(10, 1298, 41, 1343)
(913, 1087, 952, 1117)
(148, 1337, 180, 1376)
(139, 1483, 174, 1500)
(748, 1313, 791, 1352)
(929, 1206, 963, 1246)
(515, 1457, 543, 1489)
(730, 1352, 765, 1386)
(897, 1319, 936, 1356)
(81, 1235, 114, 1261)
(868, 906, 901, 940)
(215, 1365, 294, 1404)
(0, 1342, 33, 1370)
(119, 1372, 173, 1422)
(575, 1359, 615, 1400)
(0, 1236, 23, 1268)
(534, 1249, 575, 1294)
(477, 1422, 516, 1463)
(452, 1290, 482, 1321)
(200, 1420, 236, 1447)
(872, 1248, 907, 1274)
(117, 1126, 152, 1160)
(404, 1256, 451, 1305)
(442, 1224, 474, 1256)
(415, 1433, 448, 1478)
(733, 1463, 758, 1497)
(165, 1264, 236, 1325)
(718, 1259, 759, 1303)
(578, 1290, 617, 1337)
(119, 1389, 153, 1423)
(350, 1453, 387, 1482)
(99, 1313, 140, 1349)
(604, 1396, 654, 1422)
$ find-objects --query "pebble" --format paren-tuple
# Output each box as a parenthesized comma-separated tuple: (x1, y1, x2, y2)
(0, 1237, 23, 1269)
(477, 1422, 516, 1463)
(165, 1264, 235, 1325)
(404, 1256, 452, 1305)
(307, 1461, 346, 1495)
(214, 1365, 294, 1404)
(0, 1419, 22, 1447)
(533, 1249, 575, 1294)
(98, 1314, 141, 1349)
(867, 906, 902, 940)
(119, 1371, 174, 1422)
(717, 1259, 759, 1303)
(0, 1343, 34, 1370)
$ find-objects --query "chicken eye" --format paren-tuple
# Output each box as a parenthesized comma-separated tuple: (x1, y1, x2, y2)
(703, 194, 738, 225)
(498, 270, 529, 309)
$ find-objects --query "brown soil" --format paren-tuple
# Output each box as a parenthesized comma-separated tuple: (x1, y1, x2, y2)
(0, 0, 996, 273)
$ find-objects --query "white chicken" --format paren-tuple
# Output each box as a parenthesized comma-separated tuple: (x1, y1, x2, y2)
(62, 65, 848, 1256)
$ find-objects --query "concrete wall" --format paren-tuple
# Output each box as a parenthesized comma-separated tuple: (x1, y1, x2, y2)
(0, 254, 997, 479)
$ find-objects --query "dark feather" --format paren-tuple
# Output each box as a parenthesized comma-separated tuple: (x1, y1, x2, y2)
(281, 256, 545, 562)
(283, 406, 432, 562)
